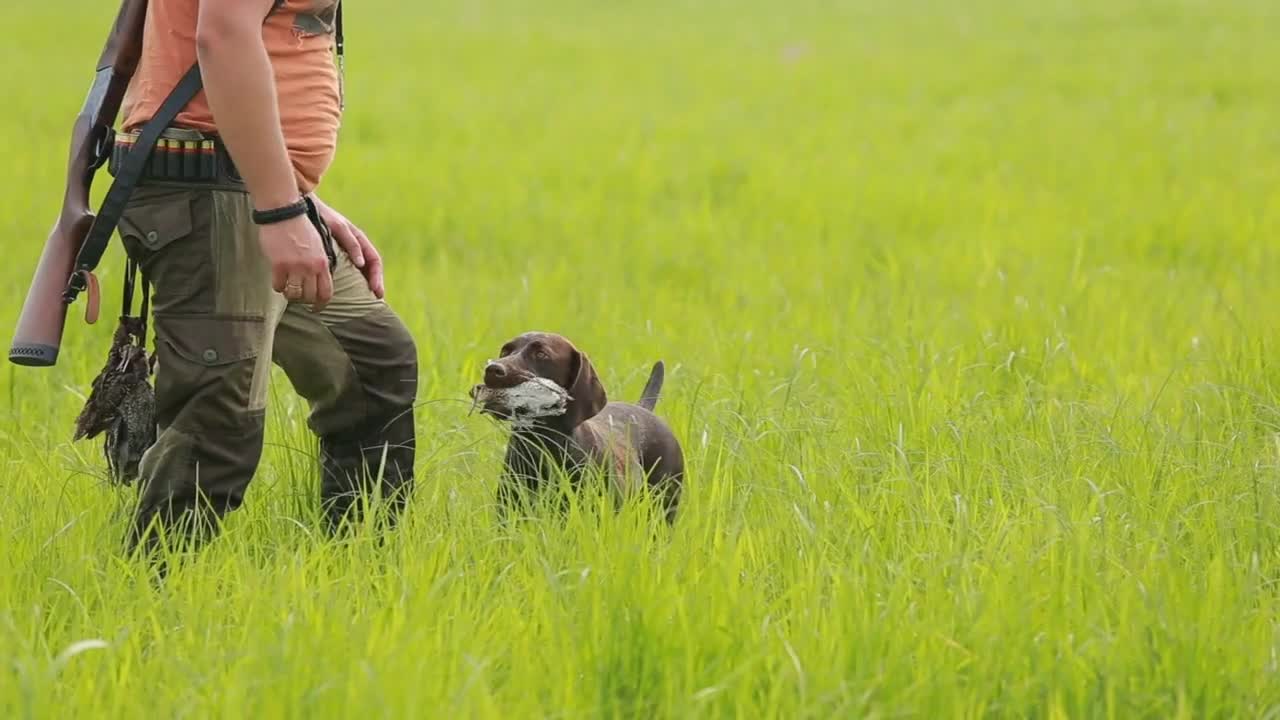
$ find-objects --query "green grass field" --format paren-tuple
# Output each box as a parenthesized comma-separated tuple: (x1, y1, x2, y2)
(4, 0, 1280, 716)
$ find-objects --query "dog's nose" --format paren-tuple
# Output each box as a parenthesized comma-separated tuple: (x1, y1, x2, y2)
(484, 362, 507, 385)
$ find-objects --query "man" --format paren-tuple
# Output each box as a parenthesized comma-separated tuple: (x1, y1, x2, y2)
(114, 0, 417, 557)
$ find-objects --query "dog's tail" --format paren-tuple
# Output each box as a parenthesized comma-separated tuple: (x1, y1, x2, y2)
(637, 361, 664, 411)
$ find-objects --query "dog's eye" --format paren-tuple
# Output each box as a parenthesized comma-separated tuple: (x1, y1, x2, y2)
(535, 350, 549, 360)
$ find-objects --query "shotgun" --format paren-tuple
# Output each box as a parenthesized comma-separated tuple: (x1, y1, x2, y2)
(9, 0, 150, 367)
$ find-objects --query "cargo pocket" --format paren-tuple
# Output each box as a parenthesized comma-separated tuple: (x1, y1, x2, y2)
(152, 313, 266, 432)
(118, 190, 214, 313)
(118, 190, 195, 256)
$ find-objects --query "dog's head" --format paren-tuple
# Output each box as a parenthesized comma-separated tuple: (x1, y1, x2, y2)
(470, 331, 607, 428)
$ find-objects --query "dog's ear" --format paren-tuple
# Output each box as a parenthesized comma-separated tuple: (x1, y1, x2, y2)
(564, 347, 607, 427)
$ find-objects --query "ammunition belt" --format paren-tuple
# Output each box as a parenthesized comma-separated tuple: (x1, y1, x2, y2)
(108, 128, 245, 190)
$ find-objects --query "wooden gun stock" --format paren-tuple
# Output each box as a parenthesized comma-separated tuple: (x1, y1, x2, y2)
(9, 0, 148, 367)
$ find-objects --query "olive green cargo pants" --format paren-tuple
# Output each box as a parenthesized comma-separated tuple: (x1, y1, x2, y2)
(116, 183, 418, 556)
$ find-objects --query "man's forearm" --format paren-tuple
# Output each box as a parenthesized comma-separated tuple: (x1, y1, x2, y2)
(195, 8, 298, 210)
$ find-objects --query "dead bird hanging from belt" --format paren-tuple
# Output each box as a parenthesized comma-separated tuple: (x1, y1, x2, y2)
(73, 257, 156, 484)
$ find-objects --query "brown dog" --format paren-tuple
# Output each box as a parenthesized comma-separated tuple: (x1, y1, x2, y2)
(470, 331, 684, 524)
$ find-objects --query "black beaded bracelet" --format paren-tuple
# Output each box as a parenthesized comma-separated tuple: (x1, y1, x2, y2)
(252, 198, 309, 225)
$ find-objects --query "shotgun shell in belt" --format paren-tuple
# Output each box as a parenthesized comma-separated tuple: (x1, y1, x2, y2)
(150, 138, 165, 175)
(200, 140, 214, 179)
(165, 140, 181, 178)
(181, 140, 196, 179)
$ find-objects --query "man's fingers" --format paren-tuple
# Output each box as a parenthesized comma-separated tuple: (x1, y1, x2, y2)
(272, 266, 289, 293)
(333, 220, 365, 268)
(360, 234, 380, 265)
(314, 265, 334, 310)
(282, 275, 303, 302)
(301, 273, 318, 307)
(369, 261, 385, 299)
(362, 239, 385, 298)
(348, 224, 369, 268)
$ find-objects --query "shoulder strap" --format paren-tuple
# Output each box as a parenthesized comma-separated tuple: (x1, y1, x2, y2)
(63, 0, 342, 307)
(64, 60, 201, 305)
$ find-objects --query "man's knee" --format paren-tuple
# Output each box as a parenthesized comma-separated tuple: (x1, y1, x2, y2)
(129, 417, 266, 556)
(327, 304, 418, 428)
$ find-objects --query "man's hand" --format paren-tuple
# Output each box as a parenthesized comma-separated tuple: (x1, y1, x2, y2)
(310, 194, 386, 299)
(259, 214, 333, 308)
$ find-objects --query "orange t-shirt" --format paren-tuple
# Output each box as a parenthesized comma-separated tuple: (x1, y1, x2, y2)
(121, 0, 342, 194)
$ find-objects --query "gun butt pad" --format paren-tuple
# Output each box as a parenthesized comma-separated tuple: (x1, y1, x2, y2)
(9, 342, 60, 366)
